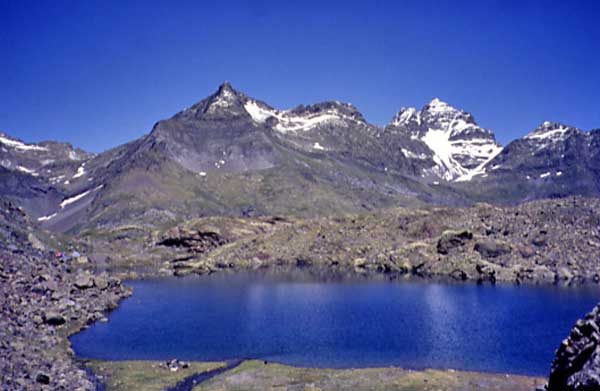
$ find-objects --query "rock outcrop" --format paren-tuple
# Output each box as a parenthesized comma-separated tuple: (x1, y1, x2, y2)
(0, 199, 131, 390)
(547, 304, 600, 390)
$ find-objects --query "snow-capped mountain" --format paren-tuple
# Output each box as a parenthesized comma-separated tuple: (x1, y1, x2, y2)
(0, 132, 91, 181)
(387, 98, 503, 181)
(2, 82, 599, 232)
(0, 132, 95, 217)
(458, 120, 600, 202)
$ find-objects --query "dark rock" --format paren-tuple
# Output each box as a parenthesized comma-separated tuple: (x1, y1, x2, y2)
(474, 240, 511, 258)
(532, 233, 548, 247)
(295, 258, 312, 268)
(43, 311, 66, 326)
(548, 304, 600, 391)
(36, 373, 50, 384)
(436, 230, 473, 254)
(450, 269, 468, 280)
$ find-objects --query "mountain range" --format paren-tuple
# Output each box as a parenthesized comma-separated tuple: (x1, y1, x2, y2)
(1, 82, 599, 233)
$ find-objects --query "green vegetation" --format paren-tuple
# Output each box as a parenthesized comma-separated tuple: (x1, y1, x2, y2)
(85, 360, 225, 391)
(194, 360, 545, 391)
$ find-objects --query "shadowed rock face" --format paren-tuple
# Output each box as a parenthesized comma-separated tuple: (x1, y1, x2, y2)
(548, 304, 600, 391)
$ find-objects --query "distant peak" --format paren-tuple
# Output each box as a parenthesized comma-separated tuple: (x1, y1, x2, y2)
(537, 121, 567, 131)
(525, 121, 578, 141)
(429, 97, 447, 106)
(390, 107, 420, 127)
(217, 81, 235, 94)
(424, 98, 455, 113)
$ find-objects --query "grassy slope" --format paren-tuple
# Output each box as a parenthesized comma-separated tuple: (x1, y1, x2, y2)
(85, 360, 225, 391)
(194, 360, 545, 391)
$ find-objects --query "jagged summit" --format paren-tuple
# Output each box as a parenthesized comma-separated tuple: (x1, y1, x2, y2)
(524, 121, 581, 142)
(388, 98, 502, 181)
(424, 97, 455, 114)
(3, 83, 600, 234)
(171, 82, 254, 122)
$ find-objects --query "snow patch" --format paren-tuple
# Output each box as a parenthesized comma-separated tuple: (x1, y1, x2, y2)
(72, 163, 86, 179)
(37, 213, 57, 222)
(244, 100, 360, 133)
(401, 148, 427, 159)
(391, 107, 421, 126)
(16, 166, 39, 176)
(60, 185, 103, 209)
(0, 135, 48, 151)
(426, 98, 453, 115)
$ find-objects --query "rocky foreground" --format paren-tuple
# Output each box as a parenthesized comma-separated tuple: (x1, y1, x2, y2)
(548, 304, 600, 390)
(0, 200, 131, 390)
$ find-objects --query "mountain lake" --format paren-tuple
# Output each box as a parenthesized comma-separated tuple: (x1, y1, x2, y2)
(70, 273, 600, 376)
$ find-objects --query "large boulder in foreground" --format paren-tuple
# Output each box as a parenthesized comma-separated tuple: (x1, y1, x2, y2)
(548, 304, 600, 390)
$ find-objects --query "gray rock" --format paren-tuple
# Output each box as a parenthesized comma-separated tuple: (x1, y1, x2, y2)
(548, 304, 600, 391)
(94, 274, 109, 290)
(437, 230, 473, 255)
(474, 240, 511, 258)
(74, 272, 94, 289)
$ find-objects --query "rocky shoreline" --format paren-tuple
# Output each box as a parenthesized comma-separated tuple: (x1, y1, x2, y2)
(0, 248, 131, 390)
(150, 197, 600, 286)
(0, 201, 131, 390)
(3, 197, 600, 390)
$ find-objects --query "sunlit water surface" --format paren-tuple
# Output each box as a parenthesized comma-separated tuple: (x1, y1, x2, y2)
(70, 273, 600, 376)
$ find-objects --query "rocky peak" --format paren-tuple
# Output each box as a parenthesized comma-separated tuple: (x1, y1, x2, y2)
(244, 98, 366, 134)
(420, 98, 478, 131)
(0, 132, 48, 152)
(524, 121, 581, 143)
(288, 101, 365, 123)
(388, 99, 501, 181)
(390, 107, 421, 127)
(178, 82, 251, 121)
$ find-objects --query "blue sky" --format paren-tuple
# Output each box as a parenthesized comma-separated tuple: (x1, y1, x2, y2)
(1, 0, 599, 152)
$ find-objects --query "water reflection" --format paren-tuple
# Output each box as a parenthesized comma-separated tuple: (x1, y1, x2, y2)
(70, 272, 600, 376)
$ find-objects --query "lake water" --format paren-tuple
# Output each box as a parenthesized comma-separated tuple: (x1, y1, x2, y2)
(70, 273, 600, 376)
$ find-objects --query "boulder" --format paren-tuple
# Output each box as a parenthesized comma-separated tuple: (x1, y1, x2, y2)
(74, 272, 94, 289)
(36, 373, 50, 384)
(43, 311, 65, 326)
(94, 274, 109, 290)
(518, 244, 536, 258)
(548, 304, 600, 390)
(353, 258, 367, 268)
(436, 230, 473, 255)
(474, 240, 511, 258)
(75, 255, 90, 264)
(532, 233, 548, 247)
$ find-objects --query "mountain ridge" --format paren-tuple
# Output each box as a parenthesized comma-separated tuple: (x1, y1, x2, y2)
(1, 82, 598, 233)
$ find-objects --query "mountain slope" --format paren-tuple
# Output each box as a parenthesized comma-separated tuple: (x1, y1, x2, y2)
(386, 98, 503, 181)
(456, 122, 600, 203)
(37, 83, 462, 233)
(3, 83, 600, 232)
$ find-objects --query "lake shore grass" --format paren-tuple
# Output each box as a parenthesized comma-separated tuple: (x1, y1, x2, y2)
(85, 359, 546, 391)
(84, 360, 226, 391)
